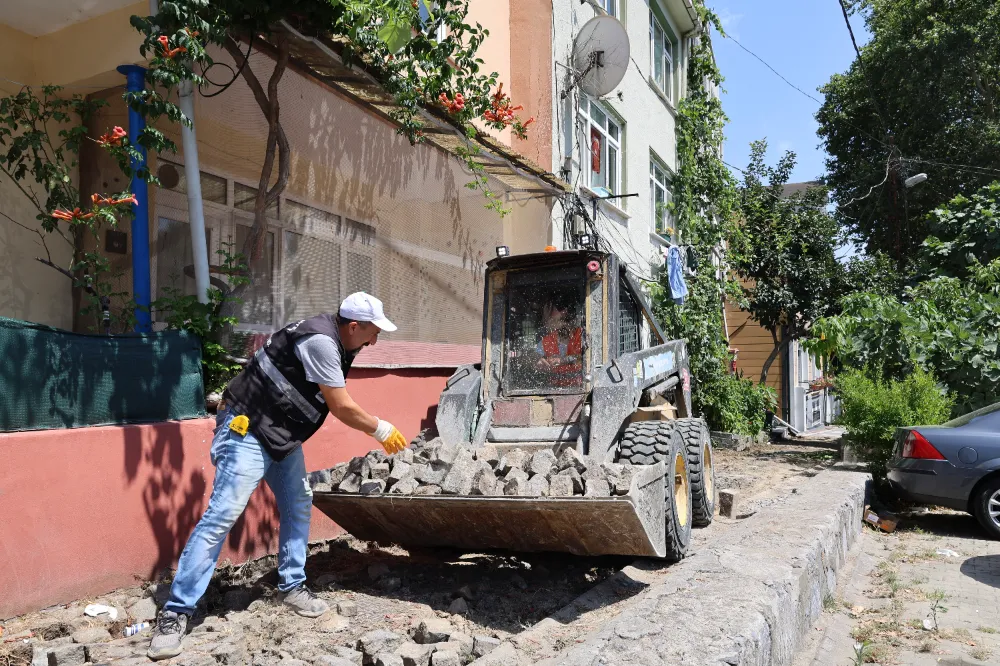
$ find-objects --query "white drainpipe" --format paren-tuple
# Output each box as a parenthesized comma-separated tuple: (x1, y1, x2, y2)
(150, 0, 211, 305)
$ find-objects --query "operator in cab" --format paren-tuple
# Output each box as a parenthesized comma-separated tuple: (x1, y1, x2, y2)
(535, 301, 585, 388)
(148, 293, 408, 661)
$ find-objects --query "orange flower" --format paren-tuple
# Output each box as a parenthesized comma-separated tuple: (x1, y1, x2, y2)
(52, 208, 93, 221)
(157, 35, 187, 59)
(97, 126, 127, 147)
(92, 193, 138, 207)
(113, 194, 138, 206)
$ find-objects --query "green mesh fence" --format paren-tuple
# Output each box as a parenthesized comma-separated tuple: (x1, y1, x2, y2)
(0, 317, 206, 432)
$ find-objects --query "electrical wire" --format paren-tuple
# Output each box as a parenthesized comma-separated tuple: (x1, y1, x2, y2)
(836, 0, 891, 136)
(201, 35, 255, 98)
(903, 157, 1000, 178)
(840, 151, 892, 206)
(725, 36, 822, 106)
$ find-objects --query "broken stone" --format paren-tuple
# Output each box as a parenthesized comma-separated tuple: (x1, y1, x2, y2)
(397, 641, 435, 666)
(431, 441, 461, 465)
(440, 450, 477, 495)
(447, 598, 469, 615)
(556, 447, 587, 474)
(549, 474, 574, 496)
(429, 649, 459, 666)
(470, 463, 500, 496)
(584, 479, 611, 497)
(473, 635, 501, 658)
(375, 654, 404, 666)
(389, 460, 413, 485)
(413, 618, 453, 644)
(360, 479, 386, 495)
(369, 562, 390, 581)
(71, 627, 111, 644)
(389, 478, 419, 495)
(318, 615, 350, 633)
(527, 449, 557, 478)
(526, 474, 549, 497)
(556, 467, 584, 494)
(398, 448, 415, 464)
(328, 646, 364, 665)
(316, 573, 339, 589)
(582, 463, 607, 482)
(314, 657, 358, 666)
(348, 456, 372, 479)
(474, 445, 499, 467)
(719, 489, 739, 518)
(310, 469, 333, 487)
(211, 641, 247, 665)
(366, 449, 388, 465)
(329, 463, 350, 486)
(370, 463, 391, 481)
(313, 482, 333, 493)
(503, 474, 529, 496)
(44, 644, 87, 666)
(601, 463, 637, 495)
(357, 630, 404, 664)
(497, 449, 529, 475)
(127, 596, 158, 622)
(443, 633, 473, 658)
(413, 485, 442, 496)
(338, 473, 363, 493)
(416, 462, 448, 486)
(337, 600, 359, 617)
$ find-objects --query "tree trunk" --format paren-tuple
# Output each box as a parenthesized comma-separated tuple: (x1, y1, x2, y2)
(220, 35, 291, 323)
(759, 329, 788, 387)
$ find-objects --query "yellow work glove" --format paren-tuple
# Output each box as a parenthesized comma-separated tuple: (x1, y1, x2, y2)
(372, 419, 408, 455)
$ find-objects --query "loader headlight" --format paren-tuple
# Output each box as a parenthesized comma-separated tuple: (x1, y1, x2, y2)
(496, 245, 510, 258)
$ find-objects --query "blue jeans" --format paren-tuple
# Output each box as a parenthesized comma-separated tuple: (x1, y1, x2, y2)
(164, 408, 313, 615)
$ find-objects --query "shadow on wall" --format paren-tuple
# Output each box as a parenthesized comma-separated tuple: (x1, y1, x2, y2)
(122, 417, 279, 579)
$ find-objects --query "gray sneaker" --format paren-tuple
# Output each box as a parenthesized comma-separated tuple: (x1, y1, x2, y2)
(279, 585, 328, 617)
(147, 610, 188, 661)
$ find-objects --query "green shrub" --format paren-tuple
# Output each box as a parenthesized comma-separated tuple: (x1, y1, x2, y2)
(698, 372, 778, 437)
(836, 368, 953, 483)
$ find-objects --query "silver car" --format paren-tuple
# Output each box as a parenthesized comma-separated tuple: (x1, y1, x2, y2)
(887, 401, 1000, 539)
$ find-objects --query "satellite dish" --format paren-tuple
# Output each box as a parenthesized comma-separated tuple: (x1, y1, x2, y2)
(571, 15, 630, 98)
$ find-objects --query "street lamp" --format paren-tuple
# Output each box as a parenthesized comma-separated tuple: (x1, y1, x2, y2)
(904, 173, 928, 188)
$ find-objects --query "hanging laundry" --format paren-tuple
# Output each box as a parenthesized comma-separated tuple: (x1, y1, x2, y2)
(667, 245, 688, 305)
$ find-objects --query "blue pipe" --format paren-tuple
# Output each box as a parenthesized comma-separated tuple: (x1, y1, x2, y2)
(117, 65, 152, 333)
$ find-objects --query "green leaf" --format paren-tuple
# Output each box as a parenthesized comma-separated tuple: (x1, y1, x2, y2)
(378, 19, 411, 54)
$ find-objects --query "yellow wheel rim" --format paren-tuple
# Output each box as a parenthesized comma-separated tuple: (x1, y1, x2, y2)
(704, 441, 714, 501)
(675, 452, 689, 528)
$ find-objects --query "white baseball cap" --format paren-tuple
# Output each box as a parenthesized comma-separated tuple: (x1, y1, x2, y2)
(339, 292, 397, 332)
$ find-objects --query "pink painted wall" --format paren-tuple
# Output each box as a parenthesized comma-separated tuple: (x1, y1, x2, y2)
(0, 368, 451, 619)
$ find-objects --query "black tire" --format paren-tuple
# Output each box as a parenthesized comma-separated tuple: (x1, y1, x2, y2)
(675, 418, 716, 527)
(971, 475, 1000, 540)
(619, 421, 692, 561)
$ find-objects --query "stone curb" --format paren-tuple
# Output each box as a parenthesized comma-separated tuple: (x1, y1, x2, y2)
(473, 468, 870, 666)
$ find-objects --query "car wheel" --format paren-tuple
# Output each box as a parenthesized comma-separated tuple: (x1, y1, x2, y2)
(971, 475, 1000, 540)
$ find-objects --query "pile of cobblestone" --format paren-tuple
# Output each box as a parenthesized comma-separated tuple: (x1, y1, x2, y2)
(308, 440, 638, 498)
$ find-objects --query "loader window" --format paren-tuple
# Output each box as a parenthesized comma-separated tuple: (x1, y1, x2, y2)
(504, 274, 586, 394)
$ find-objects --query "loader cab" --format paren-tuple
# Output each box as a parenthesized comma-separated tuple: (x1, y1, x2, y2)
(470, 249, 670, 452)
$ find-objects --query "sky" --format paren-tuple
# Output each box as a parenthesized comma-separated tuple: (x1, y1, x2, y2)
(708, 1, 870, 186)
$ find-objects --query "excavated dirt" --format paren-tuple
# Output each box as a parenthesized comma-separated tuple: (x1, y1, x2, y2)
(0, 437, 841, 666)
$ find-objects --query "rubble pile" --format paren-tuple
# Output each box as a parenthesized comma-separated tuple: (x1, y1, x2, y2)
(308, 440, 639, 498)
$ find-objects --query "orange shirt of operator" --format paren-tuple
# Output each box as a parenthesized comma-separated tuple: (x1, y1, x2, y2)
(536, 304, 584, 387)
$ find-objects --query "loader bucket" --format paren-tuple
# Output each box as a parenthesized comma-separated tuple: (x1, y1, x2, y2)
(312, 462, 668, 558)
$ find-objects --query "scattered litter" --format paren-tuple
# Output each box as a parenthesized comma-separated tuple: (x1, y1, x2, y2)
(2, 631, 33, 643)
(936, 549, 961, 558)
(863, 505, 898, 533)
(124, 622, 150, 637)
(923, 618, 934, 631)
(84, 604, 119, 621)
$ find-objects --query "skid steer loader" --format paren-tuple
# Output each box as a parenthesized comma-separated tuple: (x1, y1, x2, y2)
(313, 249, 716, 560)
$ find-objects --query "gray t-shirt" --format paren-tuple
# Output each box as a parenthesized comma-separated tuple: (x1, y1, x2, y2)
(294, 334, 346, 388)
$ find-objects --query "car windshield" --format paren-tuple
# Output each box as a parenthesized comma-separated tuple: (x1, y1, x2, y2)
(943, 401, 1000, 427)
(503, 268, 586, 394)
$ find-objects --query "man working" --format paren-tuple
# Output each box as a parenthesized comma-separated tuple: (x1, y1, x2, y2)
(535, 301, 584, 388)
(149, 292, 408, 661)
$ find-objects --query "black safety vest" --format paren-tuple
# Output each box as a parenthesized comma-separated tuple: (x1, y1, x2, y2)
(223, 314, 357, 460)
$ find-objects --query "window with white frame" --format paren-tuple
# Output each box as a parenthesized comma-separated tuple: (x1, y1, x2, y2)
(597, 0, 618, 18)
(650, 159, 674, 238)
(650, 10, 677, 103)
(418, 1, 448, 41)
(579, 98, 622, 197)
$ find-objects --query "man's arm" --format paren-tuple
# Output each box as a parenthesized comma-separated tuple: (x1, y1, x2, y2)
(319, 384, 408, 454)
(319, 384, 378, 434)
